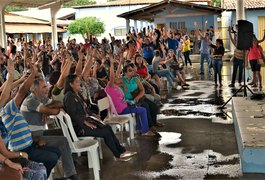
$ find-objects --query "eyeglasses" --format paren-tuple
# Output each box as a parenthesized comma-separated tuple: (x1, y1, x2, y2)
(127, 69, 134, 72)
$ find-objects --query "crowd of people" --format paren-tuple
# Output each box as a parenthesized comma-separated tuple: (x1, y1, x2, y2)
(0, 27, 195, 179)
(0, 23, 264, 179)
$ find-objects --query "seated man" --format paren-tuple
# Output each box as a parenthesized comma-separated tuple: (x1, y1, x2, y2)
(21, 77, 79, 180)
(0, 63, 60, 178)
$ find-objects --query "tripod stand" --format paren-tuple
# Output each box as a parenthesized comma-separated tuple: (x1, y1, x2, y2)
(221, 50, 254, 109)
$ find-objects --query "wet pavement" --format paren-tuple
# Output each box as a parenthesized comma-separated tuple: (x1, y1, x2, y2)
(66, 62, 265, 179)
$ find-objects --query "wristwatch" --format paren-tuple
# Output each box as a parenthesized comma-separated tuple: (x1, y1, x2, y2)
(19, 152, 23, 158)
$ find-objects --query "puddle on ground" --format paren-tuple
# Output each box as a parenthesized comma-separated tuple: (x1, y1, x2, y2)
(160, 81, 231, 122)
(134, 148, 241, 179)
(158, 132, 182, 145)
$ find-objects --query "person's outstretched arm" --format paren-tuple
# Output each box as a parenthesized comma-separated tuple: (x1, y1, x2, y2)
(14, 61, 39, 107)
(228, 26, 237, 47)
(0, 59, 15, 108)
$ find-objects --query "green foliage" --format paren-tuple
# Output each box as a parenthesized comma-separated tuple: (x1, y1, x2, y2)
(63, 0, 96, 7)
(68, 17, 105, 39)
(212, 0, 221, 7)
(5, 5, 27, 12)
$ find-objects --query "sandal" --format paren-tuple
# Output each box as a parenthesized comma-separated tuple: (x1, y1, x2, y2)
(141, 131, 156, 137)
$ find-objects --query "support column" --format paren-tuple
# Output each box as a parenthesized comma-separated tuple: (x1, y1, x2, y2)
(213, 15, 218, 42)
(50, 2, 61, 49)
(126, 19, 130, 33)
(140, 21, 143, 32)
(236, 0, 245, 21)
(0, 0, 12, 48)
(145, 21, 149, 28)
(134, 20, 138, 32)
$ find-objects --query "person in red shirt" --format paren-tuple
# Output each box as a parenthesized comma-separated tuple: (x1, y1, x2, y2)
(247, 35, 263, 88)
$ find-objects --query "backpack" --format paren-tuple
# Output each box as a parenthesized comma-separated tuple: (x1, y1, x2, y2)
(24, 161, 47, 180)
(12, 158, 47, 180)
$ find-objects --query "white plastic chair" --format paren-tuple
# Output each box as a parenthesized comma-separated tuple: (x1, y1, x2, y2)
(105, 93, 136, 140)
(51, 114, 103, 160)
(54, 111, 100, 180)
(97, 95, 135, 142)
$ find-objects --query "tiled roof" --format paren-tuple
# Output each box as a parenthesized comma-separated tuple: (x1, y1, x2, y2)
(5, 13, 48, 24)
(73, 0, 161, 8)
(73, 0, 210, 8)
(5, 24, 66, 34)
(224, 0, 265, 10)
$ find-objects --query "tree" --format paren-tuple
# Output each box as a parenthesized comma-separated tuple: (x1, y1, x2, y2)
(211, 0, 221, 7)
(63, 0, 96, 7)
(5, 5, 27, 12)
(67, 17, 105, 40)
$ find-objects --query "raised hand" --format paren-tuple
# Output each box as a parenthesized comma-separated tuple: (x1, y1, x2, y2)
(6, 58, 15, 77)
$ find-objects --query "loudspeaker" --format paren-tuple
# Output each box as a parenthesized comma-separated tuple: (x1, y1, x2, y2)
(237, 20, 253, 50)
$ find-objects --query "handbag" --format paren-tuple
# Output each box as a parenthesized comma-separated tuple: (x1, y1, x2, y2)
(131, 88, 145, 102)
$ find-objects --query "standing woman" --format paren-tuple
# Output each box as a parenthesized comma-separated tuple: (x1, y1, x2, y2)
(247, 35, 263, 88)
(208, 39, 225, 87)
(183, 35, 192, 67)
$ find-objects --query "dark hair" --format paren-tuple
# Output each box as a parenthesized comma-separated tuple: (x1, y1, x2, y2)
(95, 59, 102, 65)
(49, 71, 61, 86)
(123, 63, 134, 74)
(216, 39, 223, 46)
(64, 74, 78, 94)
(134, 54, 144, 69)
(154, 50, 160, 57)
(11, 45, 17, 55)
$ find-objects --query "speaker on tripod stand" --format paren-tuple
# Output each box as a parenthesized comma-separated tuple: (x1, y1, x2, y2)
(221, 20, 254, 108)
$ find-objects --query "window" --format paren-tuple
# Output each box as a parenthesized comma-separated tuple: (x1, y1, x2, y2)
(170, 22, 186, 30)
(114, 28, 127, 36)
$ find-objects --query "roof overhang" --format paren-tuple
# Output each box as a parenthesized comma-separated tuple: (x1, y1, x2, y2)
(5, 23, 66, 33)
(7, 0, 72, 8)
(117, 0, 223, 22)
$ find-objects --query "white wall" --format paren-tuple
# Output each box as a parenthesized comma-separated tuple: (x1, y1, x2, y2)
(76, 5, 148, 40)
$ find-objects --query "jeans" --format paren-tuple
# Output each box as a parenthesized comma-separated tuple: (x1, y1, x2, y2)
(231, 57, 243, 84)
(200, 53, 210, 73)
(184, 50, 192, 66)
(40, 136, 77, 177)
(82, 125, 125, 158)
(120, 106, 149, 133)
(148, 80, 160, 94)
(139, 98, 158, 127)
(155, 69, 174, 87)
(213, 59, 223, 84)
(23, 143, 61, 177)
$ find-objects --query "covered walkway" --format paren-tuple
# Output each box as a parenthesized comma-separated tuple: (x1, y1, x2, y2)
(0, 0, 72, 48)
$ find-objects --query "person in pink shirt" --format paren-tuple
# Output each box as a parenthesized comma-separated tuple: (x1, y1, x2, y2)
(105, 55, 155, 137)
(247, 35, 263, 88)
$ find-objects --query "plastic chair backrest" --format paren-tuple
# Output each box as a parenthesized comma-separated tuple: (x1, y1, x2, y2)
(104, 90, 119, 115)
(56, 112, 76, 151)
(55, 111, 79, 142)
(97, 97, 111, 114)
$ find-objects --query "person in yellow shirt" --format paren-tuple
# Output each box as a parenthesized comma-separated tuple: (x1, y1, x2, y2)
(183, 35, 192, 67)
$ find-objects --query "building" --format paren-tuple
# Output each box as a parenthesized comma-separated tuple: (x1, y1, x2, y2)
(4, 12, 67, 42)
(222, 0, 265, 50)
(73, 0, 162, 39)
(118, 0, 222, 34)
